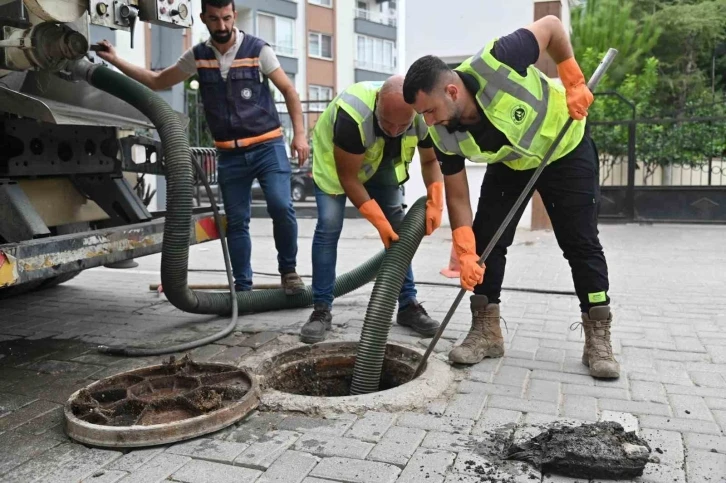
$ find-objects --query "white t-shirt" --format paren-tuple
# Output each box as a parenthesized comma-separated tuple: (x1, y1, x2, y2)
(176, 28, 281, 81)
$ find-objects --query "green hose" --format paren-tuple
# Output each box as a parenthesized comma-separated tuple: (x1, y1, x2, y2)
(350, 196, 427, 395)
(78, 62, 389, 320)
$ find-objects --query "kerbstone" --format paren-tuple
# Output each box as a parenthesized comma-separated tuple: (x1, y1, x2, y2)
(488, 395, 558, 415)
(639, 415, 722, 435)
(630, 381, 668, 404)
(309, 456, 401, 483)
(117, 453, 191, 483)
(640, 429, 684, 467)
(396, 447, 455, 483)
(345, 412, 396, 443)
(256, 450, 319, 483)
(668, 394, 714, 421)
(686, 450, 726, 483)
(598, 398, 671, 417)
(278, 416, 356, 436)
(170, 459, 261, 483)
(396, 412, 474, 434)
(560, 394, 598, 421)
(293, 433, 373, 459)
(367, 426, 425, 466)
(444, 393, 486, 420)
(166, 437, 249, 463)
(234, 430, 301, 469)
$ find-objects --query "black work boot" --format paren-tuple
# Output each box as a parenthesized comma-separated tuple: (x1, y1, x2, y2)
(281, 272, 305, 295)
(300, 303, 332, 344)
(396, 301, 440, 337)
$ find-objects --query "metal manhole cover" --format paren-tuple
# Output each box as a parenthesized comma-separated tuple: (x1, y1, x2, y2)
(64, 355, 259, 448)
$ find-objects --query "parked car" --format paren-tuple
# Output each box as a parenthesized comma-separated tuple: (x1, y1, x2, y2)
(252, 162, 315, 202)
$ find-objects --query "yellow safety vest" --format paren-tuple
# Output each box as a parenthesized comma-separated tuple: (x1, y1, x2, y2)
(429, 39, 586, 170)
(312, 81, 429, 195)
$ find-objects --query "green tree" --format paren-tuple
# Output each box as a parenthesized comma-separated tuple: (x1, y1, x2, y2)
(648, 0, 726, 110)
(570, 0, 662, 86)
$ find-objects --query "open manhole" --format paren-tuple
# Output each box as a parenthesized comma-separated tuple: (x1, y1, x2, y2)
(64, 355, 258, 448)
(256, 341, 453, 414)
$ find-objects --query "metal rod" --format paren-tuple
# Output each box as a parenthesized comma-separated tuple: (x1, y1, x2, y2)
(413, 48, 619, 379)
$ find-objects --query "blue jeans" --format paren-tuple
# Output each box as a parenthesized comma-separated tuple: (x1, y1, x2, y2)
(217, 138, 298, 290)
(311, 182, 417, 310)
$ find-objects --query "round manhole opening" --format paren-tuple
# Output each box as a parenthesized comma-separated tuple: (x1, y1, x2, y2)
(266, 342, 419, 397)
(64, 355, 259, 448)
(258, 342, 454, 414)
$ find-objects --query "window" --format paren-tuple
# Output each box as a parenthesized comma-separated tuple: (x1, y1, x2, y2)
(355, 35, 396, 73)
(309, 0, 332, 6)
(257, 13, 296, 57)
(309, 85, 333, 112)
(308, 32, 333, 59)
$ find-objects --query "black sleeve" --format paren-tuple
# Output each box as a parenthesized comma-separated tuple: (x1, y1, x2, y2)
(435, 145, 465, 176)
(418, 133, 433, 149)
(491, 28, 540, 76)
(333, 108, 366, 155)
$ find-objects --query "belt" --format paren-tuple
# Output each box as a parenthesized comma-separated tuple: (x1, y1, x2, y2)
(214, 127, 283, 150)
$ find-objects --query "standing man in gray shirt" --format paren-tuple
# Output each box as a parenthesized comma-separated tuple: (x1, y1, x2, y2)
(96, 0, 309, 295)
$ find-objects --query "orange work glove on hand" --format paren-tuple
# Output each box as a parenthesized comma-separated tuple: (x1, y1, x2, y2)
(359, 199, 399, 249)
(425, 181, 444, 235)
(452, 226, 485, 291)
(557, 57, 594, 121)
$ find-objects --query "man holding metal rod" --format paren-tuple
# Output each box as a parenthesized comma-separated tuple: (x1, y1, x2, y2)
(402, 15, 619, 379)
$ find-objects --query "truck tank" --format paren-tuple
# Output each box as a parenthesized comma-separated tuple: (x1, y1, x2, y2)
(0, 0, 213, 297)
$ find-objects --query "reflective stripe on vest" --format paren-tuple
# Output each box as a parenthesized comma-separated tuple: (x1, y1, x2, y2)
(469, 48, 550, 150)
(335, 91, 376, 148)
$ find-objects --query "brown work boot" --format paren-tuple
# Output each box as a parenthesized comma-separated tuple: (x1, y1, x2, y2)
(449, 295, 505, 364)
(580, 306, 620, 379)
(281, 272, 305, 295)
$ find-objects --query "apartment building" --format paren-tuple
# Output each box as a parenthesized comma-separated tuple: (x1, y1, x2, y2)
(203, 0, 403, 144)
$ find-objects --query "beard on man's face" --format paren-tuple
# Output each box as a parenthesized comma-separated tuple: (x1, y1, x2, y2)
(211, 29, 232, 43)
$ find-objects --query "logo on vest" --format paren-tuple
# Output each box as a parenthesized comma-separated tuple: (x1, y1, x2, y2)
(511, 105, 527, 125)
(241, 88, 252, 99)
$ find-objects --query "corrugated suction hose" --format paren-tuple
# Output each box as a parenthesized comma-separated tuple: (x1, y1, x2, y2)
(70, 60, 425, 368)
(350, 196, 427, 395)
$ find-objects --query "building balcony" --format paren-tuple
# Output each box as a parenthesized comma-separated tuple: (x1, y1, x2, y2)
(354, 8, 397, 42)
(354, 60, 395, 75)
(354, 8, 397, 27)
(270, 44, 297, 58)
(354, 61, 395, 82)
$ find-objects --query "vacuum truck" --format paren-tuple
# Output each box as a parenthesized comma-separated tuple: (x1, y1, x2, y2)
(0, 0, 220, 297)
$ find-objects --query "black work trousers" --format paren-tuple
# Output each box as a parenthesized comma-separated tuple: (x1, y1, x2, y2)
(472, 131, 610, 313)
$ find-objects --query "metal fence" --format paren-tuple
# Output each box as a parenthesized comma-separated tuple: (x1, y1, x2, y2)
(590, 117, 726, 188)
(182, 87, 726, 222)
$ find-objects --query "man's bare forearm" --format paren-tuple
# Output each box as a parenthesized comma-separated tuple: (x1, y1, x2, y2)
(420, 150, 444, 188)
(283, 88, 306, 136)
(445, 174, 473, 230)
(340, 176, 370, 209)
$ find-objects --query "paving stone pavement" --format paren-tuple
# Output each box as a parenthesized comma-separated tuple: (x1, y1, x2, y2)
(1, 218, 725, 482)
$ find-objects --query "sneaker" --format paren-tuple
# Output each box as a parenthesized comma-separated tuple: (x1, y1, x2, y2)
(281, 272, 305, 295)
(300, 303, 332, 344)
(396, 301, 440, 337)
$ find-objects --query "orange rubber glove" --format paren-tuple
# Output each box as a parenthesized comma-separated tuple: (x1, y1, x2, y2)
(425, 181, 444, 236)
(452, 226, 485, 291)
(359, 199, 399, 249)
(557, 57, 594, 121)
